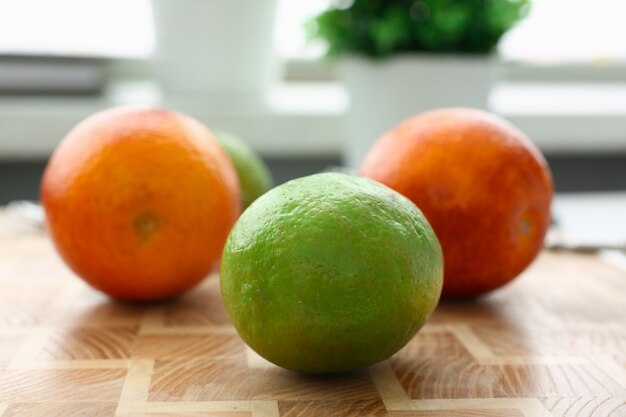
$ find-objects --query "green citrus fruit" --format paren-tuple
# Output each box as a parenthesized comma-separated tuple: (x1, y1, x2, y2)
(220, 172, 443, 373)
(214, 131, 273, 209)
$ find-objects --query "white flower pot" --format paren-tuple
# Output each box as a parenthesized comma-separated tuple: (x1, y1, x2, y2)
(151, 0, 280, 96)
(340, 55, 497, 168)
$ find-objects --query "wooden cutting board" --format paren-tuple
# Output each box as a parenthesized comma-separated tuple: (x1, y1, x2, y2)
(0, 212, 624, 417)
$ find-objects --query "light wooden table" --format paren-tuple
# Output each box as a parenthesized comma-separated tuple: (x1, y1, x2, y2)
(0, 211, 624, 417)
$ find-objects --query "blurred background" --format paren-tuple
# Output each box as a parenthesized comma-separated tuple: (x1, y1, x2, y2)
(0, 0, 625, 218)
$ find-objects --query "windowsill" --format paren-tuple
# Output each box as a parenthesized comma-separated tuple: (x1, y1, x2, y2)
(1, 79, 625, 159)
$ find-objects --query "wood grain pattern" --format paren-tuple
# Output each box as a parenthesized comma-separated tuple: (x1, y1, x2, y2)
(278, 400, 386, 417)
(39, 326, 138, 361)
(389, 410, 524, 417)
(133, 334, 245, 361)
(148, 359, 250, 402)
(118, 413, 251, 417)
(0, 369, 126, 402)
(0, 211, 625, 417)
(540, 397, 626, 417)
(247, 369, 380, 401)
(3, 402, 117, 417)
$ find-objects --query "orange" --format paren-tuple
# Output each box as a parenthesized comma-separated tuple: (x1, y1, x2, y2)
(361, 108, 553, 298)
(221, 173, 443, 373)
(41, 106, 241, 301)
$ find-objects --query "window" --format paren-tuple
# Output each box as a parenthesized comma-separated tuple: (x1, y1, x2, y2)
(0, 0, 153, 58)
(274, 0, 331, 60)
(500, 0, 626, 64)
(1, 0, 624, 68)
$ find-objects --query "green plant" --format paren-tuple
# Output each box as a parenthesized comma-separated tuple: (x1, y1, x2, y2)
(309, 0, 530, 57)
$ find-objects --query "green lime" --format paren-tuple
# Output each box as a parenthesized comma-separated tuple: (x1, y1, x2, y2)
(214, 130, 273, 209)
(220, 172, 443, 373)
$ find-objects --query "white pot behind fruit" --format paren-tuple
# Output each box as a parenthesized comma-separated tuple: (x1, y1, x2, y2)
(340, 54, 497, 168)
(152, 0, 280, 95)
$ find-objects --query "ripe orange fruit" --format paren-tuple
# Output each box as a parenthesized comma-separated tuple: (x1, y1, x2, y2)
(361, 108, 553, 298)
(41, 106, 241, 301)
(221, 173, 443, 373)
